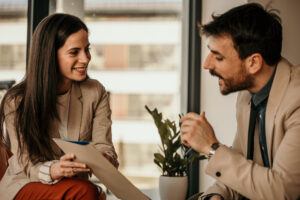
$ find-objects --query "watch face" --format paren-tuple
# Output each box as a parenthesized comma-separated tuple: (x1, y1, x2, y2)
(211, 142, 220, 150)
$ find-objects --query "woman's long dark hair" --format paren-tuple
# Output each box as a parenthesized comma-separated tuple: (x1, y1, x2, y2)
(0, 13, 88, 164)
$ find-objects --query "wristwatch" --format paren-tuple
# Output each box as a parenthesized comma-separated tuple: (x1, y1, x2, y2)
(207, 142, 220, 159)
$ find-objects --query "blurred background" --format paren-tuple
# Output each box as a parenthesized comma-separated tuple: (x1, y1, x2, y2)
(0, 0, 183, 198)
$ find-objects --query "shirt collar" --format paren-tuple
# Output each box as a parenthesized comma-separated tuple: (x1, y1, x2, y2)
(251, 66, 277, 106)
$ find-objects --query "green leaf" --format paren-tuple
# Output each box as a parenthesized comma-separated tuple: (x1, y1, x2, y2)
(145, 105, 206, 176)
(154, 153, 165, 163)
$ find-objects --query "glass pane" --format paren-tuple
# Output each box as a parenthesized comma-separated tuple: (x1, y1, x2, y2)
(111, 94, 179, 120)
(89, 44, 179, 71)
(0, 0, 27, 84)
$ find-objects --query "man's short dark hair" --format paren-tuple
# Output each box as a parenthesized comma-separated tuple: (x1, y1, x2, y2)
(201, 3, 282, 66)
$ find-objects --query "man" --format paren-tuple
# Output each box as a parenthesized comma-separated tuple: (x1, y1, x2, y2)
(180, 3, 300, 200)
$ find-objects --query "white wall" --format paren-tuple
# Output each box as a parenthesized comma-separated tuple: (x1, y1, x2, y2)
(199, 0, 247, 192)
(199, 0, 300, 193)
(249, 0, 300, 65)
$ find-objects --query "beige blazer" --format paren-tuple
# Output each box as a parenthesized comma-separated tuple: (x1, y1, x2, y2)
(0, 78, 117, 200)
(201, 58, 300, 200)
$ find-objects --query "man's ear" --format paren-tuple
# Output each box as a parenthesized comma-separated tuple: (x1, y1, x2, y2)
(246, 53, 263, 74)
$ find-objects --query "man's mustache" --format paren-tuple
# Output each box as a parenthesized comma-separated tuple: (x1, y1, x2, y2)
(209, 70, 223, 79)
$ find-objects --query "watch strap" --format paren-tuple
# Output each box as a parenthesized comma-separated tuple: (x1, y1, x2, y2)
(207, 142, 220, 159)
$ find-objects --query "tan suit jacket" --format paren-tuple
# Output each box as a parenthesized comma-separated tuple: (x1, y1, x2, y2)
(0, 78, 117, 200)
(201, 58, 300, 200)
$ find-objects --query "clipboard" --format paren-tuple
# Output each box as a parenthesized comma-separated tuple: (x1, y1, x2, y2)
(53, 138, 151, 200)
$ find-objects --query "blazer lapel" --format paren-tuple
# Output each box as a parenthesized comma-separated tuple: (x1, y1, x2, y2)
(237, 90, 251, 156)
(50, 118, 60, 139)
(265, 59, 291, 166)
(50, 118, 62, 157)
(239, 91, 265, 165)
(67, 82, 83, 141)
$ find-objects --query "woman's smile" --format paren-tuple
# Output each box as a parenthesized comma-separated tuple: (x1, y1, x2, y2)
(72, 66, 87, 74)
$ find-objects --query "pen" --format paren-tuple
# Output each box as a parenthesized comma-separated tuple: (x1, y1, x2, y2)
(185, 147, 194, 156)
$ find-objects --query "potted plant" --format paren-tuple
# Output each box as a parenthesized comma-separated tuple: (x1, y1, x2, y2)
(145, 106, 206, 200)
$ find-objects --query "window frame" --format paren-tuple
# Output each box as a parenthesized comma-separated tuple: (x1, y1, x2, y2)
(181, 0, 202, 197)
(26, 0, 50, 66)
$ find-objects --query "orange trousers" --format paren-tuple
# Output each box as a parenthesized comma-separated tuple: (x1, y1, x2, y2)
(14, 178, 103, 200)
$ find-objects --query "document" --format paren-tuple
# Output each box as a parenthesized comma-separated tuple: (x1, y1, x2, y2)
(53, 138, 150, 200)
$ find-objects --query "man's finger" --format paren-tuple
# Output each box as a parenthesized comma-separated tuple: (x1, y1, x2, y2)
(200, 111, 207, 121)
(180, 126, 194, 135)
(180, 119, 198, 129)
(181, 138, 190, 147)
(179, 112, 201, 123)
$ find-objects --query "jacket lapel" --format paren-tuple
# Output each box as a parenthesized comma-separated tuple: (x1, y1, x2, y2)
(67, 82, 83, 141)
(239, 91, 264, 165)
(265, 59, 291, 166)
(50, 117, 63, 157)
(236, 90, 251, 156)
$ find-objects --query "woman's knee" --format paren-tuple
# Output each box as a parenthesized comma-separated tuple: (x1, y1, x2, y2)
(99, 191, 106, 200)
(15, 178, 101, 200)
(65, 178, 99, 199)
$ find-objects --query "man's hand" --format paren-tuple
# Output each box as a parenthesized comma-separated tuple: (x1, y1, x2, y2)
(180, 112, 218, 155)
(50, 153, 90, 180)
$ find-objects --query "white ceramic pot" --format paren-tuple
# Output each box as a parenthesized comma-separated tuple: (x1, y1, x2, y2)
(159, 175, 188, 200)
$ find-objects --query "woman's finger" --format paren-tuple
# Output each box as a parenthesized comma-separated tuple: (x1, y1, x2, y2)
(60, 167, 75, 178)
(60, 166, 90, 178)
(60, 161, 87, 169)
(60, 153, 76, 161)
(72, 167, 90, 173)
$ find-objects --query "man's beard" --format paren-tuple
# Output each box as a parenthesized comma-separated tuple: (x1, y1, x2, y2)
(209, 66, 254, 95)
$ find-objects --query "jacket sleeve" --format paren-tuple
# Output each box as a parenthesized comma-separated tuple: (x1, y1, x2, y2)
(202, 106, 300, 200)
(4, 106, 44, 182)
(200, 131, 243, 200)
(90, 81, 118, 161)
(4, 98, 63, 182)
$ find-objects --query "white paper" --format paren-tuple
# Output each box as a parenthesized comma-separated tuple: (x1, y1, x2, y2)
(53, 138, 150, 200)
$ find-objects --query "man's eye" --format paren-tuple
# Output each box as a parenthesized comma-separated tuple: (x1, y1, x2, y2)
(85, 47, 91, 53)
(216, 57, 223, 61)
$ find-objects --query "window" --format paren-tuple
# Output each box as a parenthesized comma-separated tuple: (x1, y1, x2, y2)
(0, 0, 27, 82)
(82, 1, 183, 196)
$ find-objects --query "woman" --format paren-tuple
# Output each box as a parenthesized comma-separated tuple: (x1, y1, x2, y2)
(0, 13, 118, 200)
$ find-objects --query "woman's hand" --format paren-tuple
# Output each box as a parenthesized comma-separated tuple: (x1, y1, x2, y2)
(50, 153, 90, 180)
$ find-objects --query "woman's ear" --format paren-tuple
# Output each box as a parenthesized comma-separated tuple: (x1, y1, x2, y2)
(246, 53, 263, 75)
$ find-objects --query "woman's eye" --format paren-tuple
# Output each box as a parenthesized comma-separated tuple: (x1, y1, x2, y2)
(69, 51, 78, 55)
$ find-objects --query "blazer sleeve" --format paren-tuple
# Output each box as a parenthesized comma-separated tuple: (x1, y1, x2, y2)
(89, 81, 118, 159)
(200, 132, 243, 200)
(202, 107, 300, 199)
(4, 100, 44, 182)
